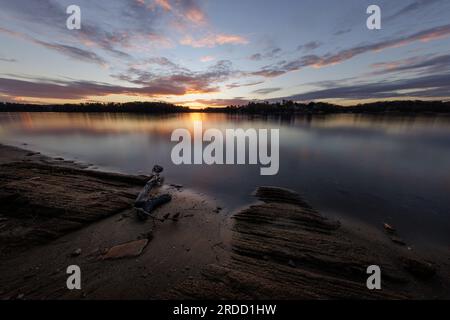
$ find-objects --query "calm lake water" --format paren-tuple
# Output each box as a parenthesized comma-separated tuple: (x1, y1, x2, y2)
(1, 112, 449, 247)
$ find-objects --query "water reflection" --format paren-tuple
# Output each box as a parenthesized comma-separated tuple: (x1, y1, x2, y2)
(1, 112, 449, 246)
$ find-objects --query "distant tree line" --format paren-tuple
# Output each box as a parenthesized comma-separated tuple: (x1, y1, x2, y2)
(204, 100, 450, 114)
(1, 100, 450, 114)
(0, 101, 188, 113)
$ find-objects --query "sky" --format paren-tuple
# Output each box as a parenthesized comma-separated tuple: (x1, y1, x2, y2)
(0, 0, 450, 107)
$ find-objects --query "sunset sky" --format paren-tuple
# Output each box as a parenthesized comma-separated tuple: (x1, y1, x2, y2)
(1, 0, 450, 107)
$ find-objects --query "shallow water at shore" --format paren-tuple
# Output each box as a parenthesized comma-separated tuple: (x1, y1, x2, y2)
(1, 112, 450, 246)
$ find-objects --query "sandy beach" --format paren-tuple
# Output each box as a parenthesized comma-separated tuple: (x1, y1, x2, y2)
(0, 144, 449, 300)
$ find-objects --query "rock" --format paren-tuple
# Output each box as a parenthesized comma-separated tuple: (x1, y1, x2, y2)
(169, 187, 406, 300)
(152, 165, 164, 174)
(401, 257, 436, 279)
(102, 239, 149, 260)
(383, 223, 396, 233)
(17, 294, 24, 300)
(390, 236, 406, 246)
(172, 212, 181, 221)
(71, 248, 82, 257)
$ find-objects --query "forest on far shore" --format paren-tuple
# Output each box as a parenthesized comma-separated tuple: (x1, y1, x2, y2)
(1, 100, 450, 114)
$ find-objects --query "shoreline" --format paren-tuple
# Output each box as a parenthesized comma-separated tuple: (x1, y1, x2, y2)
(0, 144, 449, 299)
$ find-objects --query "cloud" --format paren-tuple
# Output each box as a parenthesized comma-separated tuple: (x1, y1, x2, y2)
(251, 24, 450, 78)
(0, 27, 107, 65)
(148, 0, 207, 25)
(0, 0, 163, 60)
(249, 53, 263, 61)
(252, 88, 281, 95)
(249, 48, 282, 61)
(298, 41, 322, 52)
(115, 59, 236, 94)
(333, 28, 352, 36)
(386, 0, 444, 21)
(0, 77, 188, 100)
(200, 55, 215, 63)
(0, 57, 17, 63)
(180, 33, 248, 48)
(371, 54, 450, 76)
(0, 58, 237, 100)
(226, 81, 264, 89)
(153, 0, 172, 11)
(272, 73, 450, 101)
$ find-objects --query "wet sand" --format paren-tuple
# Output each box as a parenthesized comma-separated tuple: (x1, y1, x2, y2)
(0, 144, 448, 299)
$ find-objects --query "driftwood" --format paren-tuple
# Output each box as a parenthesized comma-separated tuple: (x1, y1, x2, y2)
(134, 165, 172, 220)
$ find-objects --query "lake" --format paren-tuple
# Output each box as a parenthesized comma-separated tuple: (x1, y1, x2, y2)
(1, 112, 449, 247)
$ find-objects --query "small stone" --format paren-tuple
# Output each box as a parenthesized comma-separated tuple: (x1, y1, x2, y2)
(383, 223, 396, 233)
(288, 260, 296, 268)
(401, 257, 437, 279)
(390, 236, 406, 246)
(17, 294, 25, 300)
(152, 165, 164, 174)
(71, 248, 82, 257)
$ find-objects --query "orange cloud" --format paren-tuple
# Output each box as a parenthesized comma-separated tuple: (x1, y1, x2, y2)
(185, 7, 206, 24)
(200, 55, 215, 62)
(181, 33, 248, 48)
(154, 0, 172, 11)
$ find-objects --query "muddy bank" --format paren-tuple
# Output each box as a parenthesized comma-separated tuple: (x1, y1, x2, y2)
(0, 145, 149, 255)
(169, 187, 450, 299)
(0, 144, 448, 300)
(0, 144, 229, 299)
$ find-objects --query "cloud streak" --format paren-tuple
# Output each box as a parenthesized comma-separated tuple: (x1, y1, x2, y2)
(251, 24, 450, 78)
(180, 33, 248, 48)
(0, 59, 237, 100)
(371, 54, 450, 76)
(0, 77, 187, 100)
(0, 27, 107, 65)
(273, 73, 450, 101)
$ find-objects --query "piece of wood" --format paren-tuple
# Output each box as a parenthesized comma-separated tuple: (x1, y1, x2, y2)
(135, 175, 160, 207)
(134, 165, 165, 207)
